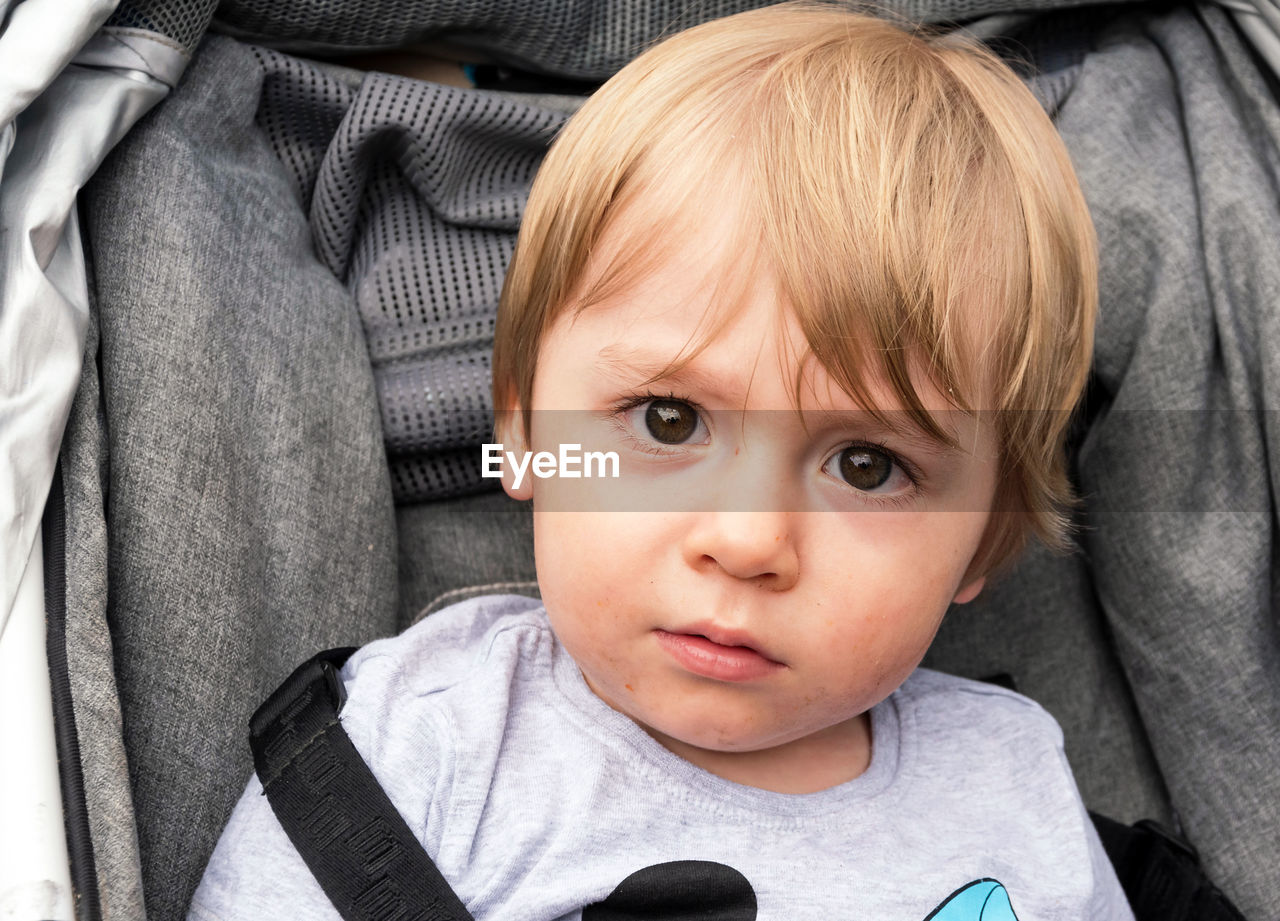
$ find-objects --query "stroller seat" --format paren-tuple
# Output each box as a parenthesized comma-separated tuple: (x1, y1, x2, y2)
(4, 0, 1279, 918)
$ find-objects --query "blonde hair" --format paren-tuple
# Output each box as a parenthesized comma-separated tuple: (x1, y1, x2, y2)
(492, 2, 1097, 576)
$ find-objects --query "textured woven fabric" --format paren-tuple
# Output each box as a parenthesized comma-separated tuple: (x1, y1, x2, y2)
(59, 273, 148, 921)
(81, 35, 400, 921)
(1058, 7, 1280, 914)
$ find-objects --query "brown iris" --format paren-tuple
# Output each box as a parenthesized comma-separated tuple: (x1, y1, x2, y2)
(838, 447, 892, 490)
(644, 400, 698, 444)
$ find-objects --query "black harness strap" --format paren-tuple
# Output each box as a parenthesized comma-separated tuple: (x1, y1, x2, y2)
(1091, 813, 1247, 921)
(250, 648, 475, 921)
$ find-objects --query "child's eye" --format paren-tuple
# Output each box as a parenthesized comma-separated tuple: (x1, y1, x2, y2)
(823, 444, 914, 495)
(612, 395, 710, 454)
(644, 399, 702, 444)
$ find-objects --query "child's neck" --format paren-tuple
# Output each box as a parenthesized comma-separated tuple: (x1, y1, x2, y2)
(642, 712, 873, 794)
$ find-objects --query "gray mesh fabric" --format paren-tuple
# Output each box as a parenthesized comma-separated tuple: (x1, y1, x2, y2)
(254, 48, 569, 501)
(217, 1, 777, 73)
(105, 0, 219, 53)
(212, 0, 1142, 74)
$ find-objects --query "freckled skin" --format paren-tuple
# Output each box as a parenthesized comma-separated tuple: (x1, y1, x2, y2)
(498, 221, 997, 794)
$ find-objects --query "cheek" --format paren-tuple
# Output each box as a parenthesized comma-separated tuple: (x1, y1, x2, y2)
(838, 512, 987, 598)
(824, 601, 944, 701)
(812, 542, 961, 696)
(533, 512, 638, 646)
(536, 508, 623, 570)
(534, 515, 593, 616)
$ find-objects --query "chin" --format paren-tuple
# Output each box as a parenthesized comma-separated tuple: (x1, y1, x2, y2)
(649, 716, 791, 755)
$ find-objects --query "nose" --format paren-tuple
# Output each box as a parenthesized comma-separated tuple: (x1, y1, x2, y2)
(682, 510, 800, 590)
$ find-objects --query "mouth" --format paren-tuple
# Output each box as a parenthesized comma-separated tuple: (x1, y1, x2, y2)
(654, 627, 785, 682)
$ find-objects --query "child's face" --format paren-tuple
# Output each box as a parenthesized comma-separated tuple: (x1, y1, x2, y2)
(501, 219, 999, 788)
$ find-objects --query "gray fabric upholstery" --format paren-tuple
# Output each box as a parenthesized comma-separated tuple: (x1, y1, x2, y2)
(1061, 5, 1280, 912)
(395, 490, 535, 629)
(61, 265, 148, 921)
(81, 35, 399, 921)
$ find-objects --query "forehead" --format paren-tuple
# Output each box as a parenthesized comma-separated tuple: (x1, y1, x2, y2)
(555, 154, 995, 424)
(560, 195, 785, 380)
(547, 218, 970, 446)
(563, 148, 754, 313)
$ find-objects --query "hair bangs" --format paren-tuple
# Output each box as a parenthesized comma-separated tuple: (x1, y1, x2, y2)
(742, 24, 1029, 448)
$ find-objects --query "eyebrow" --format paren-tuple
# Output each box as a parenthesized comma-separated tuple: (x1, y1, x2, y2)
(805, 408, 966, 457)
(596, 343, 734, 396)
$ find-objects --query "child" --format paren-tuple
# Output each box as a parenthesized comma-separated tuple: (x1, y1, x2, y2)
(192, 4, 1132, 919)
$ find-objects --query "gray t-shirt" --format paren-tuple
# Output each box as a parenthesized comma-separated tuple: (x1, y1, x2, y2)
(190, 594, 1134, 921)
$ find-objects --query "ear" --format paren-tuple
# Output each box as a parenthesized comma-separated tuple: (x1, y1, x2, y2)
(493, 404, 534, 501)
(951, 576, 986, 605)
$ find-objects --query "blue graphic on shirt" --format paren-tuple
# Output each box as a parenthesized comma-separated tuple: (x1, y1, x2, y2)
(924, 879, 1020, 920)
(584, 864, 1019, 920)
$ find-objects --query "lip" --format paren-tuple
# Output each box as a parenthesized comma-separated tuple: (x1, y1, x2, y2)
(654, 625, 785, 682)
